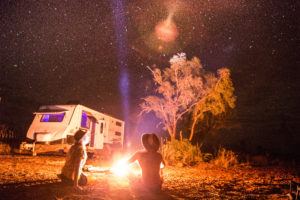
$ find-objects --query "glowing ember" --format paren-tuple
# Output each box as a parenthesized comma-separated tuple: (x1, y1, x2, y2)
(86, 166, 109, 173)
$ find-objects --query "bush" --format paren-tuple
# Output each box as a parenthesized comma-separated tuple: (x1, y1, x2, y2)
(161, 139, 202, 167)
(0, 125, 15, 141)
(0, 143, 11, 154)
(213, 148, 238, 168)
(0, 125, 16, 154)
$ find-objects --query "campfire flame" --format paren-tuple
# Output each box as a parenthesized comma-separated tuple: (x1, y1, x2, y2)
(110, 157, 142, 177)
(87, 156, 164, 178)
(110, 158, 131, 177)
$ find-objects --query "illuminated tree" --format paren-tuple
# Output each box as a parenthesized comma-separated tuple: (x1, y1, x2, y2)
(189, 68, 236, 141)
(140, 53, 213, 140)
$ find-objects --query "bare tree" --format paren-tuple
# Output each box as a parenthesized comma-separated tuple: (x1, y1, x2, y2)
(140, 53, 212, 140)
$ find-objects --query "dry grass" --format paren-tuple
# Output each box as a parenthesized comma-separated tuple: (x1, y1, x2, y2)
(161, 139, 201, 167)
(213, 148, 239, 169)
(0, 155, 298, 199)
(0, 143, 11, 155)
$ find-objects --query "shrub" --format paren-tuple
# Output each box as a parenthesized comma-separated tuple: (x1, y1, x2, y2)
(161, 139, 202, 167)
(0, 125, 15, 141)
(0, 125, 16, 154)
(0, 143, 11, 154)
(213, 148, 238, 168)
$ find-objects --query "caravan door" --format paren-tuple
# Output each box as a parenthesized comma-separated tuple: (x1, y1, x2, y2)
(93, 121, 104, 149)
(89, 117, 96, 147)
(81, 111, 98, 148)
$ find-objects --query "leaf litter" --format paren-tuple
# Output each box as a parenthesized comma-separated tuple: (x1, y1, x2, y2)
(0, 155, 298, 199)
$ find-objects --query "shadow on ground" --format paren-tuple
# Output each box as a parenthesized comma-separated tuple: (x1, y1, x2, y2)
(0, 178, 176, 200)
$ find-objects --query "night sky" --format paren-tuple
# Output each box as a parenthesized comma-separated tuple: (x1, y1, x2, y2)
(0, 1, 299, 152)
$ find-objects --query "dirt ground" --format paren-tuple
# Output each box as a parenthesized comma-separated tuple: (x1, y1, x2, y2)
(0, 155, 298, 200)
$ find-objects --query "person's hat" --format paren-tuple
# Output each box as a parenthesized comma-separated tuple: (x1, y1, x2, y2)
(142, 133, 160, 151)
(74, 129, 87, 141)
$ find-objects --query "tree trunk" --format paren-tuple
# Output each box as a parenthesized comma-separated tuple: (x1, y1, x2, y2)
(166, 121, 178, 141)
(170, 134, 176, 141)
(167, 126, 175, 141)
(172, 121, 177, 141)
(189, 118, 198, 141)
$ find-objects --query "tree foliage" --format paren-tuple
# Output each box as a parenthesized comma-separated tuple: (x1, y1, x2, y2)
(140, 53, 236, 141)
(140, 53, 212, 140)
(189, 68, 236, 141)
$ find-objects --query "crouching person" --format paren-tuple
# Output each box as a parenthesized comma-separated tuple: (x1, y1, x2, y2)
(128, 133, 165, 192)
(58, 129, 89, 190)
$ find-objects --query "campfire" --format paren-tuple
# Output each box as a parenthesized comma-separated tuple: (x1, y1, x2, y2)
(110, 156, 165, 177)
(85, 156, 143, 178)
(110, 158, 135, 177)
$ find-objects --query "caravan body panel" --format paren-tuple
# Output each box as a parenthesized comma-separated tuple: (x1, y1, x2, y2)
(26, 105, 77, 142)
(26, 104, 124, 150)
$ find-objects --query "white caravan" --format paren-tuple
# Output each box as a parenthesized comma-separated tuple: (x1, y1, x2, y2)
(22, 104, 125, 155)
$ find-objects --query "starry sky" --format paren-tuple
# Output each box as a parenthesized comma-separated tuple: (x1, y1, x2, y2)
(0, 0, 299, 150)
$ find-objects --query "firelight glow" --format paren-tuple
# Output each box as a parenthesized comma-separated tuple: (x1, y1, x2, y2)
(111, 158, 130, 177)
(110, 158, 142, 177)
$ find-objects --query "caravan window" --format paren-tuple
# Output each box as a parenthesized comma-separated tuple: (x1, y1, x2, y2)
(115, 131, 121, 136)
(81, 111, 90, 128)
(100, 123, 104, 133)
(40, 113, 65, 122)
